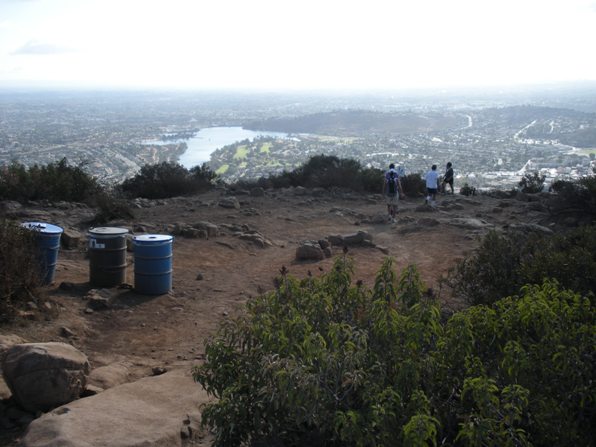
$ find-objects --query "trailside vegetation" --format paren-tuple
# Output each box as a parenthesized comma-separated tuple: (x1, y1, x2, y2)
(446, 225, 596, 306)
(0, 158, 100, 203)
(232, 154, 425, 196)
(194, 257, 595, 446)
(119, 161, 217, 199)
(0, 220, 41, 322)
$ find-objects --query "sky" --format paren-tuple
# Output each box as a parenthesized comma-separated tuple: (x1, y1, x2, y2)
(1, 0, 596, 91)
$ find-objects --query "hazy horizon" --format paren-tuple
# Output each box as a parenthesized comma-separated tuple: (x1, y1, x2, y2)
(2, 0, 596, 91)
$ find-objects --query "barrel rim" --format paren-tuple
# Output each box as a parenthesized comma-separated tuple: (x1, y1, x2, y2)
(88, 227, 129, 236)
(133, 234, 173, 242)
(21, 221, 64, 234)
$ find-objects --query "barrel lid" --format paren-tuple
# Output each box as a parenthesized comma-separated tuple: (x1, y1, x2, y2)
(133, 234, 173, 242)
(21, 222, 63, 234)
(88, 227, 129, 236)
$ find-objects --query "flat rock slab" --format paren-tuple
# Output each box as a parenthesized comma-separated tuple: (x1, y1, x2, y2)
(22, 368, 210, 447)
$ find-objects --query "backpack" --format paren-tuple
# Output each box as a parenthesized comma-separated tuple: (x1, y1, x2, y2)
(387, 171, 398, 196)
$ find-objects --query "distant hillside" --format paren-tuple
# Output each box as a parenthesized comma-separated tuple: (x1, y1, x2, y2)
(243, 110, 466, 136)
(476, 105, 596, 148)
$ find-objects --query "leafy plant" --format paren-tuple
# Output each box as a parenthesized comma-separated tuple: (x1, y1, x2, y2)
(0, 220, 41, 322)
(400, 173, 426, 196)
(194, 258, 595, 446)
(446, 226, 596, 306)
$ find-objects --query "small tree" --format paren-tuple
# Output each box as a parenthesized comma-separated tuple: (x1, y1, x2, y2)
(518, 171, 545, 193)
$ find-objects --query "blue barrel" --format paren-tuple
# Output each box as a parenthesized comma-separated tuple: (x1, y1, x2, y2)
(88, 227, 128, 287)
(21, 222, 63, 285)
(133, 235, 173, 295)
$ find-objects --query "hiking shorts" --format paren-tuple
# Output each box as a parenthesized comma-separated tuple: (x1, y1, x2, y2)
(386, 194, 399, 206)
(427, 187, 438, 195)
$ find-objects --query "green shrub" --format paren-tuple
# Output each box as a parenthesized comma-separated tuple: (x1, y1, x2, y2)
(232, 155, 386, 194)
(446, 226, 596, 306)
(194, 258, 595, 446)
(0, 158, 100, 203)
(518, 171, 545, 193)
(550, 176, 596, 220)
(400, 173, 426, 196)
(120, 161, 216, 199)
(0, 220, 41, 322)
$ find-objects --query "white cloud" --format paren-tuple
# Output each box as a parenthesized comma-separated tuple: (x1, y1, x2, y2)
(11, 40, 76, 55)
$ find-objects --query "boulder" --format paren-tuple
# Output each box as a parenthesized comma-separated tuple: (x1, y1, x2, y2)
(2, 342, 90, 412)
(342, 231, 372, 246)
(21, 368, 206, 447)
(296, 241, 325, 261)
(61, 228, 83, 250)
(192, 221, 219, 238)
(218, 197, 240, 209)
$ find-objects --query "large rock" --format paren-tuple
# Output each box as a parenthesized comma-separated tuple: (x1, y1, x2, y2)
(218, 197, 240, 209)
(192, 221, 219, 238)
(2, 342, 90, 412)
(21, 368, 207, 447)
(61, 228, 83, 250)
(296, 241, 325, 261)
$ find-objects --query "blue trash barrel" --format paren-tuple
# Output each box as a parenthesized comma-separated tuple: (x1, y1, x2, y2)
(21, 222, 63, 285)
(88, 227, 128, 287)
(133, 234, 173, 295)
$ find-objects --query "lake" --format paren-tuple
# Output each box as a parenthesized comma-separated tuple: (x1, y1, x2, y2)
(164, 127, 289, 168)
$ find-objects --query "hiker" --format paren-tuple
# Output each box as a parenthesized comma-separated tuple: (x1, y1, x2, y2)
(383, 163, 403, 223)
(442, 161, 454, 194)
(425, 164, 440, 206)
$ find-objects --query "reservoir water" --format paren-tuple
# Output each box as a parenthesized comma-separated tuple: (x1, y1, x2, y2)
(154, 127, 288, 168)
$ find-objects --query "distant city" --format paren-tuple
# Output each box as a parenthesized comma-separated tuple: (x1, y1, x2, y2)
(1, 84, 595, 191)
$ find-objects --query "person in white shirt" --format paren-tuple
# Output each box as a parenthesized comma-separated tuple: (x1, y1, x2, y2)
(425, 164, 440, 206)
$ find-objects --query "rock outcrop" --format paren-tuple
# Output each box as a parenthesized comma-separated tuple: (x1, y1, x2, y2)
(2, 342, 90, 412)
(21, 368, 207, 447)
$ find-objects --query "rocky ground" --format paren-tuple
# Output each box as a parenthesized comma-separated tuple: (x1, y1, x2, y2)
(0, 186, 558, 446)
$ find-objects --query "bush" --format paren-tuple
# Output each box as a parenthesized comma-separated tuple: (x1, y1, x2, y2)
(518, 171, 545, 193)
(446, 226, 596, 306)
(194, 258, 595, 446)
(120, 162, 216, 199)
(232, 155, 385, 194)
(0, 220, 41, 322)
(0, 158, 100, 203)
(550, 176, 596, 220)
(400, 173, 426, 196)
